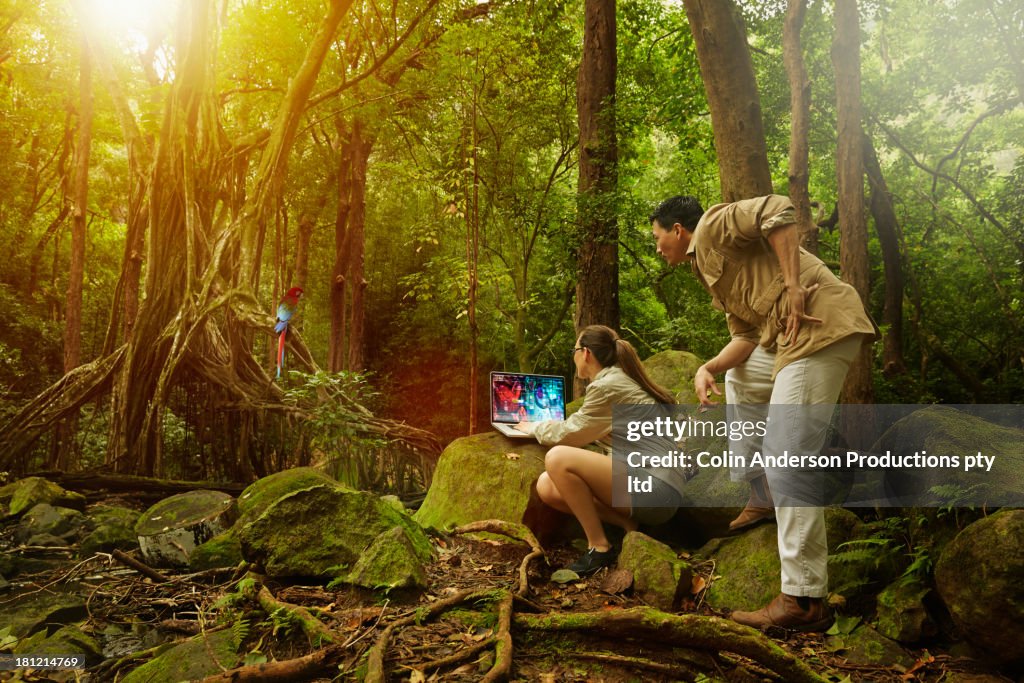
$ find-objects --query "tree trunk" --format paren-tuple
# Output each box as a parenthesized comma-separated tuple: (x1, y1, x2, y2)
(833, 0, 874, 444)
(347, 123, 371, 374)
(467, 93, 480, 434)
(782, 0, 818, 255)
(863, 132, 906, 377)
(90, 37, 151, 352)
(55, 28, 94, 470)
(575, 0, 618, 396)
(682, 0, 773, 201)
(328, 128, 354, 373)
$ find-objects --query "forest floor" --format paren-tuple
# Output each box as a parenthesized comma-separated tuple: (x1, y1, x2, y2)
(0, 493, 1012, 683)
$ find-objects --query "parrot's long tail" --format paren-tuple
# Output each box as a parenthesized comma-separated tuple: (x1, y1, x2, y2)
(276, 329, 287, 379)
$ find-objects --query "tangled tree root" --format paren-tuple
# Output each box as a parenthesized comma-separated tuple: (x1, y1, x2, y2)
(513, 607, 828, 683)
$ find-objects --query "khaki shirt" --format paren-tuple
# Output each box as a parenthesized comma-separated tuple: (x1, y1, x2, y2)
(688, 195, 879, 378)
(532, 365, 691, 495)
(533, 365, 653, 448)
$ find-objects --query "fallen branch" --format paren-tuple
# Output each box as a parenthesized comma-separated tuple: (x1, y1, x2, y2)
(513, 607, 828, 683)
(112, 549, 170, 583)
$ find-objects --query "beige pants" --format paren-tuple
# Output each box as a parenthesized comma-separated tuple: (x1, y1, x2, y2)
(725, 334, 864, 598)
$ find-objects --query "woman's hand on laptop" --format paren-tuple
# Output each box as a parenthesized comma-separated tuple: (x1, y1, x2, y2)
(514, 422, 535, 434)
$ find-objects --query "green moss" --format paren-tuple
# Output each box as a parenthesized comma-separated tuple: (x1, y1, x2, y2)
(935, 509, 1024, 663)
(239, 484, 432, 578)
(14, 624, 101, 659)
(236, 467, 341, 527)
(345, 526, 428, 590)
(641, 350, 704, 403)
(414, 432, 548, 531)
(619, 532, 692, 611)
(121, 629, 240, 683)
(135, 490, 237, 536)
(5, 478, 85, 517)
(80, 505, 140, 557)
(443, 608, 499, 631)
(190, 530, 243, 570)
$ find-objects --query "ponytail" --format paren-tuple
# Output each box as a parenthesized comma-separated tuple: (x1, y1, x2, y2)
(614, 338, 676, 404)
(577, 325, 676, 404)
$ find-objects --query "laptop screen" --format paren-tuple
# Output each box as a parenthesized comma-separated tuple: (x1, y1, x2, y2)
(490, 372, 566, 424)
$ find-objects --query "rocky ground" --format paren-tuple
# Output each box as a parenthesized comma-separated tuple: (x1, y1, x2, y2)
(0, 488, 1016, 682)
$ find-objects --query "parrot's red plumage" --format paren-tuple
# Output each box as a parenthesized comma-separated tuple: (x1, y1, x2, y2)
(275, 286, 303, 379)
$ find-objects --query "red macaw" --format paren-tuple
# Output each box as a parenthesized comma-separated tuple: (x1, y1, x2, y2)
(275, 286, 303, 379)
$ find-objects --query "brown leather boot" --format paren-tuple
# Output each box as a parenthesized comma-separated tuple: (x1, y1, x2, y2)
(728, 476, 775, 532)
(730, 593, 834, 632)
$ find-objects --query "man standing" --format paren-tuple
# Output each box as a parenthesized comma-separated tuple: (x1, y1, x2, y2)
(649, 194, 877, 632)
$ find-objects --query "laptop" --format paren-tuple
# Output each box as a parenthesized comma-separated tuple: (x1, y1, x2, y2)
(490, 371, 566, 438)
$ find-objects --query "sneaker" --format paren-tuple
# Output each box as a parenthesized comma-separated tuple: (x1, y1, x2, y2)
(567, 547, 617, 576)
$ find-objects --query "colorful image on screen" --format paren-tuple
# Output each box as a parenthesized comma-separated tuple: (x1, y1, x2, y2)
(491, 373, 566, 423)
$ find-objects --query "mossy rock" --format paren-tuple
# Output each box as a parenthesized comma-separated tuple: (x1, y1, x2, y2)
(189, 530, 243, 571)
(414, 431, 554, 534)
(80, 505, 141, 557)
(699, 523, 779, 612)
(136, 490, 238, 568)
(121, 628, 240, 683)
(641, 349, 704, 403)
(239, 483, 432, 579)
(825, 623, 916, 668)
(15, 503, 87, 545)
(14, 623, 102, 661)
(618, 531, 692, 611)
(236, 467, 340, 527)
(700, 508, 862, 612)
(0, 590, 88, 638)
(0, 477, 85, 518)
(345, 525, 429, 590)
(875, 577, 936, 643)
(871, 405, 1024, 507)
(935, 509, 1024, 664)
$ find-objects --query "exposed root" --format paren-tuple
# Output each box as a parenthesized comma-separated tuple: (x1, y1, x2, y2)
(453, 519, 545, 597)
(480, 591, 514, 683)
(364, 588, 483, 683)
(513, 607, 829, 683)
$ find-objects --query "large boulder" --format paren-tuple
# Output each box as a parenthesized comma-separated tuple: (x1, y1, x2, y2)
(935, 509, 1024, 664)
(189, 530, 243, 571)
(135, 490, 237, 568)
(699, 508, 862, 612)
(15, 503, 87, 546)
(14, 623, 102, 661)
(414, 432, 560, 537)
(825, 622, 916, 668)
(238, 483, 432, 580)
(235, 467, 339, 527)
(80, 505, 141, 557)
(0, 590, 88, 639)
(617, 531, 693, 611)
(874, 577, 937, 644)
(0, 477, 85, 518)
(121, 628, 241, 683)
(870, 405, 1024, 507)
(641, 350, 703, 403)
(345, 525, 429, 590)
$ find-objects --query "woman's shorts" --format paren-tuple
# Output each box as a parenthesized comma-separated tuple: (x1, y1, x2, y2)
(629, 471, 682, 526)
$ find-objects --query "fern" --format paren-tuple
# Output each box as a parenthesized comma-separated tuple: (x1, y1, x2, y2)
(232, 619, 251, 647)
